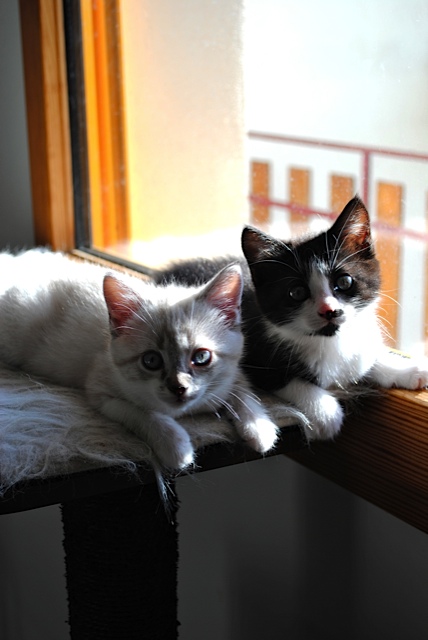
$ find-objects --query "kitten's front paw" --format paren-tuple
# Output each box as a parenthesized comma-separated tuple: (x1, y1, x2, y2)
(370, 352, 428, 390)
(157, 430, 195, 470)
(241, 417, 279, 454)
(398, 363, 428, 390)
(304, 394, 344, 441)
(275, 380, 344, 441)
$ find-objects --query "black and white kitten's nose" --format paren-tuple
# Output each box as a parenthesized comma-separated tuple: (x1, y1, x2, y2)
(319, 308, 344, 321)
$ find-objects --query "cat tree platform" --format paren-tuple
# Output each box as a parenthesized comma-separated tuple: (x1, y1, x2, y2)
(2, 365, 428, 637)
(0, 365, 304, 639)
(1, 435, 305, 640)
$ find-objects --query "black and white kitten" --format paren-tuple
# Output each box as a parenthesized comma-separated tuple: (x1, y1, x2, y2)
(155, 197, 428, 440)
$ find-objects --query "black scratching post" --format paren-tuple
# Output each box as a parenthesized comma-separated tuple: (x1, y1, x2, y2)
(61, 483, 179, 639)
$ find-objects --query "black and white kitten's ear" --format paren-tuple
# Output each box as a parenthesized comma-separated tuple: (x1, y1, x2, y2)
(329, 196, 374, 256)
(198, 264, 243, 327)
(103, 275, 141, 336)
(241, 226, 287, 287)
(241, 226, 281, 265)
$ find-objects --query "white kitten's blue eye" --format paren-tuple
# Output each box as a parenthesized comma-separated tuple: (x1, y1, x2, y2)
(191, 348, 212, 367)
(288, 284, 309, 302)
(335, 274, 353, 292)
(141, 350, 164, 371)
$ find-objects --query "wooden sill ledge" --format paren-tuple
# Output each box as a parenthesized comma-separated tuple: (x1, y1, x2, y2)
(287, 388, 428, 534)
(1, 388, 427, 536)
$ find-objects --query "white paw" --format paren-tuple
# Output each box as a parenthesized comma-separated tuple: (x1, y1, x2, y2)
(397, 364, 428, 390)
(157, 431, 195, 470)
(274, 380, 344, 441)
(370, 352, 428, 390)
(303, 394, 344, 441)
(241, 417, 279, 454)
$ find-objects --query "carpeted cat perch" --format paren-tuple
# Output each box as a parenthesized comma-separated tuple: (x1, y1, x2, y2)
(0, 365, 305, 638)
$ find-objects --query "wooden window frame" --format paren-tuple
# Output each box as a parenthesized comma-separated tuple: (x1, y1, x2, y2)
(19, 0, 428, 533)
(20, 0, 75, 251)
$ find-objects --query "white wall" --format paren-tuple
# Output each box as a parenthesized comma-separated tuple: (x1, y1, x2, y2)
(0, 0, 33, 249)
(1, 2, 428, 639)
(177, 458, 428, 640)
(0, 6, 69, 639)
(244, 0, 428, 150)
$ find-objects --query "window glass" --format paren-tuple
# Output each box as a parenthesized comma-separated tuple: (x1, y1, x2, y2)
(245, 0, 428, 356)
(76, 0, 428, 355)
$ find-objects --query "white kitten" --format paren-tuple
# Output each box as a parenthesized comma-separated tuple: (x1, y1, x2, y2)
(0, 250, 278, 468)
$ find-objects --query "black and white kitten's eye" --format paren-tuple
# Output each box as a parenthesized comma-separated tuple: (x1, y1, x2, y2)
(191, 348, 212, 367)
(335, 274, 353, 292)
(288, 283, 309, 302)
(140, 350, 164, 371)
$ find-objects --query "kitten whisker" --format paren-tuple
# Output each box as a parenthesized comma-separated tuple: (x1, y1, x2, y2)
(210, 389, 260, 421)
(375, 307, 395, 329)
(379, 292, 400, 306)
(333, 244, 369, 270)
(205, 393, 240, 421)
(228, 388, 262, 409)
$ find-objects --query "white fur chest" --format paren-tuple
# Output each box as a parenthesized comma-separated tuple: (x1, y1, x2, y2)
(301, 304, 383, 388)
(269, 301, 383, 389)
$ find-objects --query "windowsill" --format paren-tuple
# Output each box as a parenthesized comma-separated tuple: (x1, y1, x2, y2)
(1, 384, 427, 536)
(286, 388, 428, 534)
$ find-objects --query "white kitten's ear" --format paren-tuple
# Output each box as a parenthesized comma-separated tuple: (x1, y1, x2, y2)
(199, 264, 243, 327)
(103, 275, 141, 335)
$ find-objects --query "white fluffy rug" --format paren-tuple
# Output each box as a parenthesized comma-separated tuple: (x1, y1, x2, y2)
(0, 365, 305, 495)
